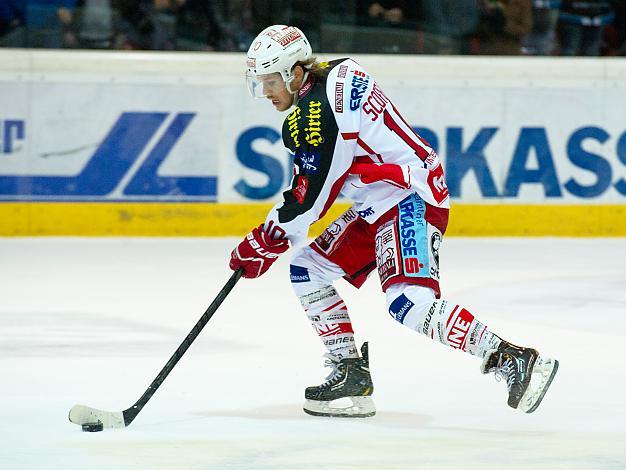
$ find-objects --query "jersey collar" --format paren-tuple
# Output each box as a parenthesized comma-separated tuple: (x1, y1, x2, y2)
(298, 73, 315, 100)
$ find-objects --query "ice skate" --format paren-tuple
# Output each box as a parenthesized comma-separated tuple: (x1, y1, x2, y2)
(303, 342, 376, 418)
(481, 341, 559, 413)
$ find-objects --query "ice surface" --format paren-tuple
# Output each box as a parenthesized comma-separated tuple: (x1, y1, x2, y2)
(1, 237, 625, 469)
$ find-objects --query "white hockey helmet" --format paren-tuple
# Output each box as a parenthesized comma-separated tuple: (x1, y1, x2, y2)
(246, 25, 312, 98)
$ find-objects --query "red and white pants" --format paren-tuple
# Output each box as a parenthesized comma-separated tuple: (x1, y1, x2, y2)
(290, 194, 500, 360)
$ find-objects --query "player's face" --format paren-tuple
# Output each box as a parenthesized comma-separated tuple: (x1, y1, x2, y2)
(259, 73, 293, 111)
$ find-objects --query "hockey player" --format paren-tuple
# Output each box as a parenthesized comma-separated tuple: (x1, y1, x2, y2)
(230, 25, 558, 418)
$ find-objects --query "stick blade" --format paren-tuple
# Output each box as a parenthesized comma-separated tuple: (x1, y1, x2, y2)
(68, 404, 126, 429)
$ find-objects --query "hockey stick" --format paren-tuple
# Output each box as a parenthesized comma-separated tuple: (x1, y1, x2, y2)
(68, 268, 244, 431)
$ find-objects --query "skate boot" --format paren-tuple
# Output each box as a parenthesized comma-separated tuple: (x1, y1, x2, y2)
(303, 342, 375, 418)
(481, 341, 559, 413)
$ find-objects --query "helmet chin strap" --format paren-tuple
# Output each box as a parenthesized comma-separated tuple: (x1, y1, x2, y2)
(288, 71, 310, 107)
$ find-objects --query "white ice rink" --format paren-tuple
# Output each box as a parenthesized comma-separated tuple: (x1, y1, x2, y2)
(1, 237, 625, 469)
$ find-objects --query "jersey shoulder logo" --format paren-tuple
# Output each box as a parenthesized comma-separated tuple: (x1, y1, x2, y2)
(335, 82, 344, 113)
(349, 70, 370, 111)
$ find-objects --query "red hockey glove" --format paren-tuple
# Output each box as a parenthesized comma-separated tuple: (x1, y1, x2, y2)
(229, 225, 290, 279)
(349, 162, 410, 189)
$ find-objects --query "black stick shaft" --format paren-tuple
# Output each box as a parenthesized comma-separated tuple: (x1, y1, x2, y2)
(122, 268, 244, 426)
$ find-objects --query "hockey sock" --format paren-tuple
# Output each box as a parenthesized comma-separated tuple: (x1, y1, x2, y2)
(387, 285, 501, 358)
(299, 285, 358, 360)
(419, 300, 502, 357)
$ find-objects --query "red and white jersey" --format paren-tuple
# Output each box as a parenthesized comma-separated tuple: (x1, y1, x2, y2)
(264, 58, 449, 245)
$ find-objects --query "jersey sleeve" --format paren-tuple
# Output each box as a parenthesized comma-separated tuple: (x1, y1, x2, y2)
(264, 77, 356, 246)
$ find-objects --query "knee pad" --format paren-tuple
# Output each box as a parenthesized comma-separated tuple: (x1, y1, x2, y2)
(385, 284, 436, 331)
(290, 246, 344, 297)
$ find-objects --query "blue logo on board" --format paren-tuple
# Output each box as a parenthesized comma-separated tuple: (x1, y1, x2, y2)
(0, 112, 217, 201)
(0, 120, 25, 154)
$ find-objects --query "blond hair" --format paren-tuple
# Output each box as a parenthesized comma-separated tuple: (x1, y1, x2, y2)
(295, 57, 330, 80)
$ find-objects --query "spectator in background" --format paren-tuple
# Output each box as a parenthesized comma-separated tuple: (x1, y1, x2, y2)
(522, 0, 561, 54)
(65, 0, 114, 48)
(175, 0, 223, 50)
(611, 0, 626, 54)
(355, 0, 419, 53)
(417, 0, 480, 54)
(218, 0, 286, 51)
(476, 0, 533, 54)
(114, 0, 175, 50)
(359, 0, 418, 29)
(284, 0, 322, 50)
(20, 0, 76, 48)
(558, 0, 614, 55)
(218, 0, 258, 51)
(0, 0, 25, 47)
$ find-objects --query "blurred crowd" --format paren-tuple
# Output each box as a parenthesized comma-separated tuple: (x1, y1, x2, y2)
(1, 0, 625, 56)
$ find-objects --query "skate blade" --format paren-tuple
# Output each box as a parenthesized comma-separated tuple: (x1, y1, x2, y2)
(303, 396, 376, 418)
(519, 357, 559, 413)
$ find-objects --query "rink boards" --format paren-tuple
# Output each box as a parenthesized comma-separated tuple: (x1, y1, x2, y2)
(0, 50, 625, 236)
(1, 202, 624, 236)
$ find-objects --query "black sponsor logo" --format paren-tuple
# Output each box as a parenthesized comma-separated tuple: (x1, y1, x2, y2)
(303, 288, 337, 305)
(422, 303, 436, 335)
(324, 336, 353, 346)
(430, 231, 442, 279)
(335, 82, 344, 113)
(341, 210, 357, 224)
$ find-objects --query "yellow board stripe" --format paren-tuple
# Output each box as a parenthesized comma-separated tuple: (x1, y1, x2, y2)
(0, 203, 625, 237)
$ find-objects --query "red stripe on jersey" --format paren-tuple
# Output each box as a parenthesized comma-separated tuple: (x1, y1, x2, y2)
(391, 102, 433, 149)
(356, 137, 383, 163)
(356, 137, 375, 154)
(341, 132, 383, 163)
(319, 169, 350, 220)
(383, 110, 429, 161)
(354, 155, 375, 164)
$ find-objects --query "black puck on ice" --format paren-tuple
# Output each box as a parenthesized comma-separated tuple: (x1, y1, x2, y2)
(82, 422, 103, 432)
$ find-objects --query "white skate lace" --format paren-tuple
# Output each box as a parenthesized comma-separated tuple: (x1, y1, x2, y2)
(321, 353, 342, 386)
(491, 356, 516, 391)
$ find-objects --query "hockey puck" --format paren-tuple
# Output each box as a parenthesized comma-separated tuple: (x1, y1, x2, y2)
(82, 422, 103, 432)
